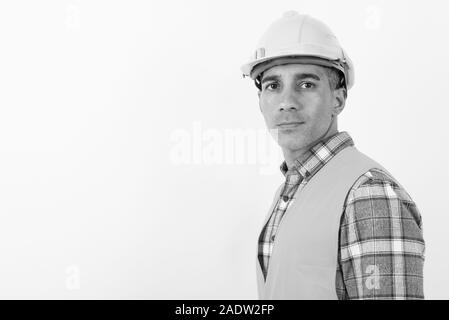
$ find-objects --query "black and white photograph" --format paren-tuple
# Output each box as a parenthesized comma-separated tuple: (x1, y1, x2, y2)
(0, 0, 447, 302)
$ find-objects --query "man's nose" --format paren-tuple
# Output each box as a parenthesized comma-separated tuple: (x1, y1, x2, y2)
(278, 89, 300, 111)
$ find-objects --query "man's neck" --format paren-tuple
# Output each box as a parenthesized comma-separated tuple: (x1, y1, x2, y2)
(283, 129, 339, 170)
(283, 146, 311, 170)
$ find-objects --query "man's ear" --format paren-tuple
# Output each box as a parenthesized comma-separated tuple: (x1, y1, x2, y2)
(332, 88, 346, 116)
(257, 90, 262, 112)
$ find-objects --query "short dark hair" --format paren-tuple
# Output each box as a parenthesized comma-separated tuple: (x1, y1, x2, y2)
(323, 67, 345, 90)
(255, 65, 346, 95)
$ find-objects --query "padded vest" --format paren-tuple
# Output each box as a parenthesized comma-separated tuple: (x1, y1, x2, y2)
(256, 146, 392, 299)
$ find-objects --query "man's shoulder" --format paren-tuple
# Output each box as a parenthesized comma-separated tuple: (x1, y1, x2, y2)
(342, 166, 424, 234)
(347, 167, 415, 204)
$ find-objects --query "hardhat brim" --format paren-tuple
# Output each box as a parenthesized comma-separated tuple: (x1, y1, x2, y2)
(241, 53, 354, 90)
(249, 55, 345, 79)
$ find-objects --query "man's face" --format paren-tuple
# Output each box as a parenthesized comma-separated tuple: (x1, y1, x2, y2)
(258, 63, 344, 152)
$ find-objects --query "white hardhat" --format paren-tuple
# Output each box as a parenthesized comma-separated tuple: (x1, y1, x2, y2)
(241, 11, 354, 90)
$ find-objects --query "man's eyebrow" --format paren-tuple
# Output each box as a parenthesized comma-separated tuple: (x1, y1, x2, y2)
(295, 73, 321, 81)
(261, 73, 321, 84)
(261, 75, 280, 85)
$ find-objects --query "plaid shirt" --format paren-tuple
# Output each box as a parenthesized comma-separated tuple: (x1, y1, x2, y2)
(258, 132, 425, 299)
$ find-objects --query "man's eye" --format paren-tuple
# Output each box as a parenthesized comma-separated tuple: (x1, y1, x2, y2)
(264, 83, 279, 90)
(299, 82, 315, 89)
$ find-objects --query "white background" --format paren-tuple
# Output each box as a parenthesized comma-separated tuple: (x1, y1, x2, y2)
(0, 0, 447, 299)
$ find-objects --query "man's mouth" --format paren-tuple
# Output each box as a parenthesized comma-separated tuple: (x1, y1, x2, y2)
(276, 122, 305, 129)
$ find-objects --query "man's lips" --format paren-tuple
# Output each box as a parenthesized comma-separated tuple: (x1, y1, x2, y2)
(276, 121, 305, 129)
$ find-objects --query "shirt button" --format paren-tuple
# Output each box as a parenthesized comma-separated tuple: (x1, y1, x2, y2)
(282, 196, 289, 202)
(271, 235, 275, 241)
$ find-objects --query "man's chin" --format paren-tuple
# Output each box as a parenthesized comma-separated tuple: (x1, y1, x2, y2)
(277, 138, 308, 152)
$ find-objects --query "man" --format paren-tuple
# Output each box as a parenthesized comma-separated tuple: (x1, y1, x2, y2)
(241, 11, 425, 300)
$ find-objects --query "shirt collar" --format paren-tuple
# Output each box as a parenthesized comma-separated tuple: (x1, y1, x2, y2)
(280, 131, 354, 180)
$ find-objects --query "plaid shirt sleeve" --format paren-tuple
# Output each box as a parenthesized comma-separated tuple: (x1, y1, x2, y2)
(336, 168, 425, 300)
